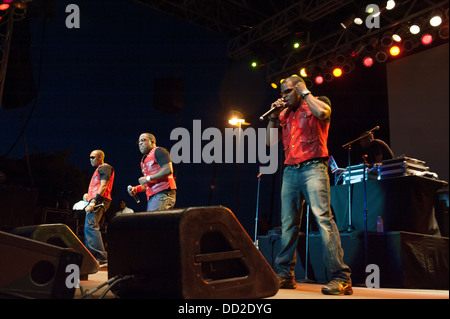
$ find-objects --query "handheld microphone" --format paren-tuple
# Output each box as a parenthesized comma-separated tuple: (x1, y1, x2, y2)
(127, 185, 140, 203)
(259, 99, 286, 121)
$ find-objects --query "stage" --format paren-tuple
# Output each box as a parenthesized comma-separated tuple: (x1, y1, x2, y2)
(76, 269, 448, 300)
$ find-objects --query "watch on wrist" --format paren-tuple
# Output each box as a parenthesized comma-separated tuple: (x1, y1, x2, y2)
(300, 90, 311, 99)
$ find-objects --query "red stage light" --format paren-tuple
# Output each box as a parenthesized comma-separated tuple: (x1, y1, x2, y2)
(390, 45, 401, 56)
(363, 57, 374, 67)
(421, 34, 433, 45)
(315, 76, 324, 85)
(0, 4, 10, 10)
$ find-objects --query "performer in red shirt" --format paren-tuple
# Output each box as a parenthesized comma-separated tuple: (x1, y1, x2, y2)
(128, 133, 176, 211)
(265, 76, 352, 295)
(84, 149, 114, 265)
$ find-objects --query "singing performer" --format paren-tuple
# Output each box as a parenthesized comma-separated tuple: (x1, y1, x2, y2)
(84, 149, 114, 265)
(128, 133, 176, 211)
(265, 76, 352, 295)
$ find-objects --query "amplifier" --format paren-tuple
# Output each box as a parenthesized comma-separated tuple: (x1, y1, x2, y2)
(378, 157, 434, 180)
(341, 164, 376, 184)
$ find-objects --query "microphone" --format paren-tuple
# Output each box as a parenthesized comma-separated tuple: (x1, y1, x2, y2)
(127, 185, 140, 203)
(259, 99, 286, 121)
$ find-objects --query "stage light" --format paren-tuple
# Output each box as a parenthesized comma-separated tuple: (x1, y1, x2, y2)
(389, 45, 401, 56)
(354, 17, 363, 25)
(299, 67, 308, 77)
(228, 110, 249, 127)
(271, 83, 278, 89)
(315, 76, 324, 85)
(293, 42, 301, 49)
(335, 54, 346, 64)
(375, 51, 388, 63)
(386, 0, 396, 10)
(363, 57, 374, 67)
(364, 37, 378, 53)
(438, 25, 449, 39)
(381, 33, 394, 47)
(409, 24, 420, 35)
(430, 15, 442, 27)
(229, 118, 244, 126)
(332, 68, 343, 77)
(342, 61, 354, 74)
(392, 34, 402, 42)
(251, 61, 258, 68)
(0, 4, 9, 10)
(421, 34, 433, 45)
(403, 39, 415, 51)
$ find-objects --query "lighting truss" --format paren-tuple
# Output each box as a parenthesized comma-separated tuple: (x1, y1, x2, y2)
(265, 0, 449, 83)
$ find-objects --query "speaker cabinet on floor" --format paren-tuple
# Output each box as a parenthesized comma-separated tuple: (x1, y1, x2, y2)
(0, 231, 83, 299)
(11, 223, 99, 276)
(258, 230, 449, 289)
(107, 206, 279, 299)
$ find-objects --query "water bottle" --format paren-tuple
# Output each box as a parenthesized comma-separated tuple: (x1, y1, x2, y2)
(376, 216, 384, 233)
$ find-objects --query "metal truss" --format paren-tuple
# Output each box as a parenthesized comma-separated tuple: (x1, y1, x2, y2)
(134, 0, 448, 83)
(265, 0, 449, 82)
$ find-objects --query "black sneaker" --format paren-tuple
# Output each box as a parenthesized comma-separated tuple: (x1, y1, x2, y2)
(321, 279, 353, 295)
(278, 275, 297, 289)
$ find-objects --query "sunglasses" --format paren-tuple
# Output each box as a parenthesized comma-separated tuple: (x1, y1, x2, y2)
(137, 137, 150, 144)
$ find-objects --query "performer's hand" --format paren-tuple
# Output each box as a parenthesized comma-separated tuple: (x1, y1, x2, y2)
(294, 81, 307, 94)
(138, 176, 147, 186)
(268, 98, 285, 120)
(85, 202, 95, 213)
(83, 193, 88, 201)
(128, 186, 137, 196)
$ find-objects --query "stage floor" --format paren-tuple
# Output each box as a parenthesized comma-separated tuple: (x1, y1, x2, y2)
(75, 269, 449, 300)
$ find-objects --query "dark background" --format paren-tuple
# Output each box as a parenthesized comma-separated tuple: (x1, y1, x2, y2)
(0, 0, 448, 236)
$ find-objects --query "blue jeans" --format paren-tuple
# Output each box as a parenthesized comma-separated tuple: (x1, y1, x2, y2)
(147, 189, 176, 211)
(275, 163, 351, 282)
(84, 201, 109, 263)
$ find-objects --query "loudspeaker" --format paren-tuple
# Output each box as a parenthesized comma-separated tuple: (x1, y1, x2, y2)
(0, 231, 83, 299)
(11, 224, 99, 276)
(152, 77, 184, 114)
(107, 206, 279, 299)
(258, 230, 449, 289)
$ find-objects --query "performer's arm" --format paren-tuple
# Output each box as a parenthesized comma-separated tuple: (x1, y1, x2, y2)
(138, 162, 173, 186)
(266, 114, 282, 147)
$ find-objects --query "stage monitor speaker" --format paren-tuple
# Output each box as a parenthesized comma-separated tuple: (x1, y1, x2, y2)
(0, 231, 83, 299)
(11, 224, 99, 276)
(107, 206, 279, 299)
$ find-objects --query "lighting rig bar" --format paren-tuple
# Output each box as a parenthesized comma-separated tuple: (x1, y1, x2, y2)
(265, 0, 449, 83)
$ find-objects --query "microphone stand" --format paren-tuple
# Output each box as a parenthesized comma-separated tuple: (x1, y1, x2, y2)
(299, 205, 316, 283)
(362, 155, 369, 267)
(341, 141, 355, 232)
(254, 173, 262, 248)
(341, 129, 376, 232)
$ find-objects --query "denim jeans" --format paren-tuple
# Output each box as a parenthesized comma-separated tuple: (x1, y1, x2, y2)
(147, 189, 176, 211)
(275, 163, 351, 282)
(84, 200, 110, 263)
